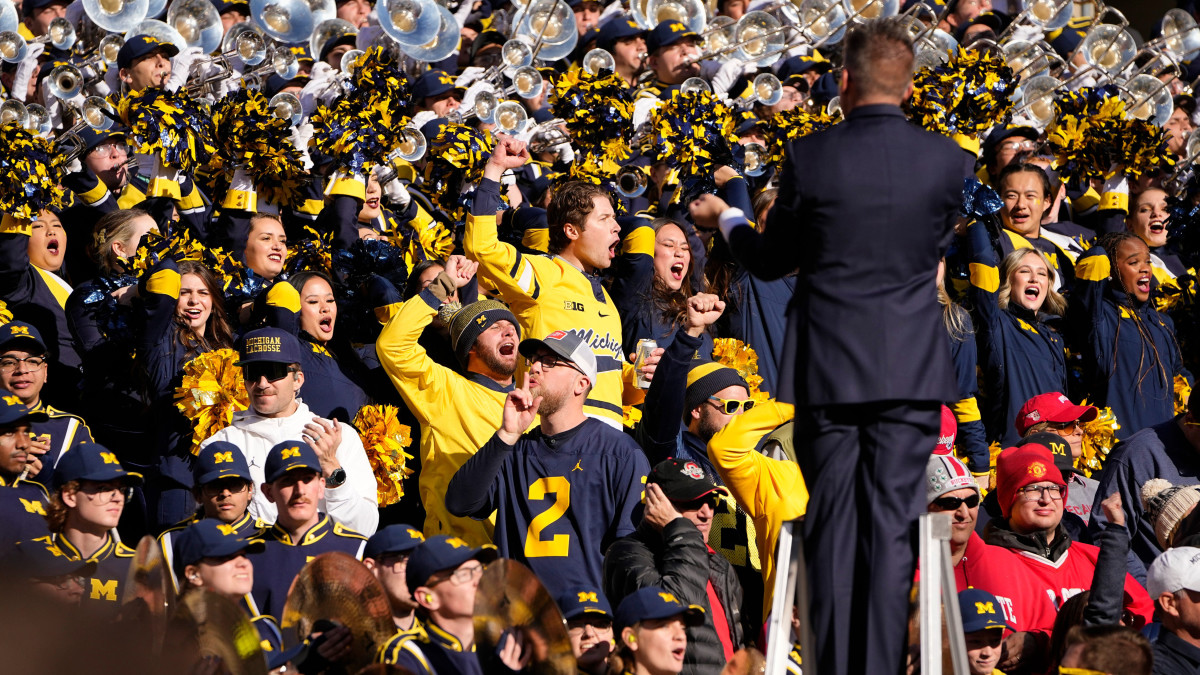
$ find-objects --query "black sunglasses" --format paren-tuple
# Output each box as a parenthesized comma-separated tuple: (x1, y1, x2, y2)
(932, 494, 980, 510)
(243, 362, 298, 383)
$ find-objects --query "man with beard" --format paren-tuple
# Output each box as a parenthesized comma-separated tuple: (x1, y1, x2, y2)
(377, 255, 522, 546)
(446, 330, 650, 599)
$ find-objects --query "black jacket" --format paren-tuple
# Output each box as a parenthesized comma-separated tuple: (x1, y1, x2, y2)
(726, 104, 974, 407)
(603, 519, 746, 675)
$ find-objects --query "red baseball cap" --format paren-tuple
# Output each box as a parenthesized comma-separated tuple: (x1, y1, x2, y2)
(934, 405, 957, 456)
(995, 444, 1067, 518)
(1015, 392, 1098, 437)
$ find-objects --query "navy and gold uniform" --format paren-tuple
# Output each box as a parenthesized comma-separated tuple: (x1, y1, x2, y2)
(250, 514, 367, 620)
(445, 419, 650, 600)
(381, 623, 481, 675)
(966, 221, 1068, 444)
(465, 178, 638, 428)
(1072, 247, 1192, 439)
(28, 400, 94, 486)
(0, 476, 51, 552)
(40, 532, 135, 614)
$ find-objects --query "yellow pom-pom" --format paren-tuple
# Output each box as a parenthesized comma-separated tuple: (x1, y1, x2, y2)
(0, 299, 11, 325)
(622, 404, 642, 429)
(711, 337, 771, 401)
(173, 348, 250, 452)
(353, 404, 415, 507)
(1079, 402, 1120, 477)
(1175, 374, 1192, 417)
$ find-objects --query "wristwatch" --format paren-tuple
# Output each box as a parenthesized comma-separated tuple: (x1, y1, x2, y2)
(326, 468, 347, 488)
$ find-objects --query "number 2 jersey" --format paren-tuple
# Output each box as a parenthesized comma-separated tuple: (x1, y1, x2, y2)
(445, 418, 650, 599)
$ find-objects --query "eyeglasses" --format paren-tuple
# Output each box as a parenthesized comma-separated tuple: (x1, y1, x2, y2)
(1017, 484, 1066, 501)
(708, 397, 755, 415)
(931, 494, 981, 511)
(243, 362, 298, 383)
(436, 561, 484, 586)
(1000, 139, 1038, 153)
(527, 352, 585, 376)
(89, 143, 129, 160)
(200, 478, 251, 497)
(0, 356, 46, 372)
(77, 483, 133, 504)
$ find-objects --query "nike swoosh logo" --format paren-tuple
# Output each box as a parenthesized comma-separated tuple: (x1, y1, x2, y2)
(599, 312, 610, 317)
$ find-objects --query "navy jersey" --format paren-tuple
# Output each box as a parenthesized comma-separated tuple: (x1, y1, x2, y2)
(0, 477, 51, 552)
(28, 401, 94, 486)
(43, 531, 134, 615)
(250, 514, 367, 621)
(242, 595, 285, 656)
(446, 419, 650, 600)
(381, 623, 482, 675)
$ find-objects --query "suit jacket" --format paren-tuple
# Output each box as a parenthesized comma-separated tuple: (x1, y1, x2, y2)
(727, 104, 973, 406)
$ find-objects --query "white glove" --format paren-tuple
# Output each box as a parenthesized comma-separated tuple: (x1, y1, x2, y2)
(597, 0, 623, 24)
(289, 122, 314, 170)
(1102, 167, 1128, 195)
(1010, 25, 1044, 45)
(456, 66, 487, 89)
(166, 46, 206, 92)
(299, 62, 338, 114)
(411, 109, 438, 130)
(712, 58, 751, 96)
(632, 97, 661, 129)
(555, 141, 574, 165)
(12, 42, 46, 103)
(699, 58, 724, 81)
(89, 66, 112, 96)
(378, 170, 411, 207)
(459, 79, 494, 115)
(64, 157, 83, 174)
(229, 166, 255, 193)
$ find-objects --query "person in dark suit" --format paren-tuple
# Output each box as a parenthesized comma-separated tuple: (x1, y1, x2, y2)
(689, 18, 974, 675)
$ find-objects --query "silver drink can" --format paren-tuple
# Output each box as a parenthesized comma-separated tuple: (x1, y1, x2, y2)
(634, 339, 657, 389)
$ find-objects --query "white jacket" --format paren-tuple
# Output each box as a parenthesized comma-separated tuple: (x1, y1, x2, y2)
(200, 401, 379, 535)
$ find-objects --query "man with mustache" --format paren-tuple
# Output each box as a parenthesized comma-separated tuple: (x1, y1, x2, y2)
(249, 440, 367, 621)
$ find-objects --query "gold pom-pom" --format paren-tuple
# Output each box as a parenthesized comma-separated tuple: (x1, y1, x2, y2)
(174, 348, 250, 452)
(0, 299, 11, 325)
(1176, 374, 1192, 417)
(711, 337, 769, 401)
(1079, 402, 1120, 477)
(985, 440, 1005, 493)
(352, 404, 415, 507)
(622, 404, 642, 429)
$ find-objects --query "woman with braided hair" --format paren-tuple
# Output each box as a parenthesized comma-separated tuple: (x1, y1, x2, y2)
(1070, 230, 1193, 440)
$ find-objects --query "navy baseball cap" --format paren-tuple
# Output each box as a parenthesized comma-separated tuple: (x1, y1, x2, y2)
(597, 16, 645, 52)
(263, 440, 322, 483)
(613, 586, 705, 630)
(238, 327, 304, 365)
(193, 441, 253, 485)
(518, 330, 599, 383)
(172, 519, 265, 576)
(646, 19, 698, 55)
(557, 586, 613, 621)
(210, 0, 251, 14)
(0, 321, 47, 354)
(55, 442, 143, 488)
(0, 391, 48, 426)
(982, 125, 1039, 159)
(364, 524, 426, 560)
(412, 70, 462, 100)
(22, 0, 69, 17)
(3, 539, 97, 579)
(775, 53, 830, 86)
(117, 35, 180, 70)
(958, 588, 1010, 633)
(405, 535, 499, 593)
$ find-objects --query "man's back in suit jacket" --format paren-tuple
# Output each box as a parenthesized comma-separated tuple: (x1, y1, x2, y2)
(731, 103, 975, 407)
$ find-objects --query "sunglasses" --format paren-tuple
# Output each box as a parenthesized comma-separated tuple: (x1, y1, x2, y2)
(243, 362, 298, 383)
(708, 397, 755, 415)
(932, 494, 980, 510)
(674, 495, 720, 512)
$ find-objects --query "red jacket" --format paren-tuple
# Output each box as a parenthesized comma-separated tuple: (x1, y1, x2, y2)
(970, 538, 1153, 639)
